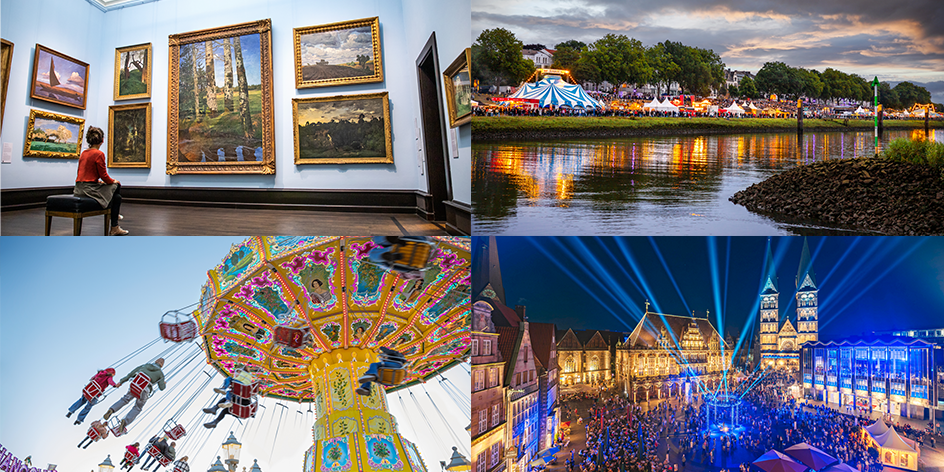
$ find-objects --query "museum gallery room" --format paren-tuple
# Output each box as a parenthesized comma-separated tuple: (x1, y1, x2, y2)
(0, 0, 471, 235)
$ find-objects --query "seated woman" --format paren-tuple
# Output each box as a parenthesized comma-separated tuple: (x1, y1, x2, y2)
(67, 367, 117, 425)
(120, 442, 141, 471)
(74, 126, 128, 236)
(356, 347, 407, 395)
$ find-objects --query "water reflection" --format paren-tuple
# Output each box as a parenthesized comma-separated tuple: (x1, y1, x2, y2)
(472, 129, 941, 235)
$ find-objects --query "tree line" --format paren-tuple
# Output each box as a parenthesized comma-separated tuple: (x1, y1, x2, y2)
(473, 28, 938, 109)
(179, 38, 255, 138)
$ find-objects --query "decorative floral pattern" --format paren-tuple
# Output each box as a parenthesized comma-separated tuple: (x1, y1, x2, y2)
(365, 434, 403, 470)
(320, 436, 353, 472)
(352, 260, 385, 306)
(332, 416, 358, 436)
(329, 367, 353, 411)
(350, 240, 379, 259)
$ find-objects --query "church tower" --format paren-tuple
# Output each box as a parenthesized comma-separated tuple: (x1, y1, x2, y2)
(795, 237, 819, 347)
(759, 238, 780, 366)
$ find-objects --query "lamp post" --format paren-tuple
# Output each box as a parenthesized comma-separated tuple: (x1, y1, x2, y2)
(207, 456, 227, 472)
(441, 446, 472, 472)
(248, 459, 263, 472)
(98, 455, 115, 472)
(222, 431, 243, 472)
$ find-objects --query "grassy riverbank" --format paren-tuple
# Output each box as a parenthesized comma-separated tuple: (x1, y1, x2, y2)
(472, 116, 944, 140)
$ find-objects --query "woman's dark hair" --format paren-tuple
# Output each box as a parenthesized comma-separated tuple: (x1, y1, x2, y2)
(86, 126, 104, 146)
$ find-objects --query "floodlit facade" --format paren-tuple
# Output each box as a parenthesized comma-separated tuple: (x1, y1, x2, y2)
(801, 336, 938, 419)
(758, 238, 819, 370)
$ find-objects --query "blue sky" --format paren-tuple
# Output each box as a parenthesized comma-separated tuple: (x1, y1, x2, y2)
(0, 237, 469, 472)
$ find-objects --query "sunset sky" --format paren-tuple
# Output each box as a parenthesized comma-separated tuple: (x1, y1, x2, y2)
(472, 0, 944, 102)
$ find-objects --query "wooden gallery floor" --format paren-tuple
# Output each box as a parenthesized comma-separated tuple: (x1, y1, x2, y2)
(1, 203, 450, 236)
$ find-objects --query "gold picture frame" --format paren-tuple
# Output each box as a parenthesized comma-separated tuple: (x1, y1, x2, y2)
(292, 91, 392, 165)
(293, 17, 383, 89)
(114, 43, 152, 100)
(108, 103, 151, 168)
(443, 48, 471, 127)
(24, 108, 85, 159)
(167, 19, 275, 174)
(30, 44, 90, 110)
(1, 39, 13, 133)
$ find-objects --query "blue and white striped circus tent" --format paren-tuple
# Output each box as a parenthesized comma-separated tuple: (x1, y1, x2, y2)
(508, 75, 603, 109)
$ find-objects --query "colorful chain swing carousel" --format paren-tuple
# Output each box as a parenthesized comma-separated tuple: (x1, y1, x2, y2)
(193, 236, 472, 472)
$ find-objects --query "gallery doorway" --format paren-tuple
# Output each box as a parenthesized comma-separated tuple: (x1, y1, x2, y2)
(415, 32, 452, 221)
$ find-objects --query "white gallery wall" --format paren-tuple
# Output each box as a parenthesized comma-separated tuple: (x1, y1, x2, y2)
(0, 0, 471, 205)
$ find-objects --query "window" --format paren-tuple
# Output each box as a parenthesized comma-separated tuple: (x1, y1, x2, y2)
(483, 339, 492, 355)
(492, 404, 500, 426)
(472, 339, 479, 356)
(491, 442, 501, 466)
(477, 452, 486, 472)
(474, 371, 484, 391)
(515, 372, 520, 386)
(488, 367, 497, 387)
(479, 410, 487, 433)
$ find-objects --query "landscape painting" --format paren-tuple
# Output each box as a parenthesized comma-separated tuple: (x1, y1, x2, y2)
(114, 43, 151, 100)
(167, 19, 275, 174)
(293, 92, 392, 164)
(293, 17, 382, 88)
(443, 48, 471, 127)
(30, 44, 89, 109)
(108, 103, 151, 168)
(23, 109, 85, 159)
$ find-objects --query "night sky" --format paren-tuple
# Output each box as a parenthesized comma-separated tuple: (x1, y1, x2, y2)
(475, 237, 944, 346)
(472, 0, 944, 103)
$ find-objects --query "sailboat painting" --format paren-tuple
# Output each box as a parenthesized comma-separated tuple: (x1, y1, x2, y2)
(30, 44, 89, 109)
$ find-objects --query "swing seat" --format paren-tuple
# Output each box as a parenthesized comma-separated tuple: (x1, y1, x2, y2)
(375, 366, 407, 386)
(108, 417, 127, 437)
(124, 450, 136, 463)
(83, 381, 104, 401)
(274, 327, 310, 349)
(369, 237, 437, 274)
(164, 419, 186, 440)
(172, 462, 190, 472)
(129, 372, 151, 399)
(160, 311, 198, 343)
(230, 397, 258, 419)
(231, 379, 261, 398)
(87, 421, 109, 441)
(147, 445, 172, 466)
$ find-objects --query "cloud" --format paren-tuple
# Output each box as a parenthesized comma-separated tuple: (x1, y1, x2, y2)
(67, 71, 84, 86)
(474, 0, 944, 99)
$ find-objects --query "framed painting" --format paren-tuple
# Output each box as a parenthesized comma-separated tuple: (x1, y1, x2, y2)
(1, 39, 13, 132)
(292, 92, 392, 165)
(30, 44, 89, 109)
(24, 108, 85, 159)
(293, 17, 382, 89)
(114, 43, 151, 100)
(167, 19, 275, 174)
(443, 48, 471, 127)
(108, 103, 151, 168)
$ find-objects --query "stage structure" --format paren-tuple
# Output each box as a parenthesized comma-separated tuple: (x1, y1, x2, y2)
(194, 236, 472, 472)
(706, 393, 743, 436)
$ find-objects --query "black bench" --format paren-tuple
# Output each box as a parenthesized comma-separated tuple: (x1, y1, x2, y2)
(45, 195, 111, 236)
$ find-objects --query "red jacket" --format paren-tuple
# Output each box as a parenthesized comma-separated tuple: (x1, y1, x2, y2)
(76, 148, 116, 184)
(126, 444, 140, 456)
(91, 369, 118, 390)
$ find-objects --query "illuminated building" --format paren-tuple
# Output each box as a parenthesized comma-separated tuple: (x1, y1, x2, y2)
(757, 237, 819, 370)
(471, 237, 559, 472)
(617, 305, 731, 402)
(556, 329, 617, 386)
(801, 336, 940, 420)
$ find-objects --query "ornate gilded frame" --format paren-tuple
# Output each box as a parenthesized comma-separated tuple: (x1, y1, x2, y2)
(113, 43, 152, 100)
(293, 17, 383, 89)
(167, 19, 275, 175)
(292, 92, 392, 165)
(108, 102, 151, 168)
(23, 108, 85, 159)
(442, 48, 472, 128)
(30, 44, 90, 110)
(1, 39, 13, 133)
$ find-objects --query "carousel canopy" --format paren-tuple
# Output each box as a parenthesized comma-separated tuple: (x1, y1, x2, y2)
(195, 236, 471, 402)
(508, 76, 602, 109)
(873, 427, 916, 452)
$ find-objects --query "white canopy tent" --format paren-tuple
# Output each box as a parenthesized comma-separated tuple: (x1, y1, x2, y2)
(724, 103, 745, 115)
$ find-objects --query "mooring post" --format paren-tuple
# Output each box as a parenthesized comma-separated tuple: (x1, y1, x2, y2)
(878, 105, 884, 135)
(871, 76, 880, 155)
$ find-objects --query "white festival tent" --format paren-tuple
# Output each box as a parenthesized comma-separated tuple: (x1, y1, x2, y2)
(660, 98, 679, 112)
(724, 103, 745, 115)
(855, 106, 872, 115)
(507, 75, 603, 109)
(643, 98, 663, 110)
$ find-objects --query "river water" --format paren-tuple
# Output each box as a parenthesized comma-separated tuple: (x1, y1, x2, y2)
(472, 128, 942, 235)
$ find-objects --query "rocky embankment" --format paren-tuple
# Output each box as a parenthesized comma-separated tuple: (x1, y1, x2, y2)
(730, 158, 944, 235)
